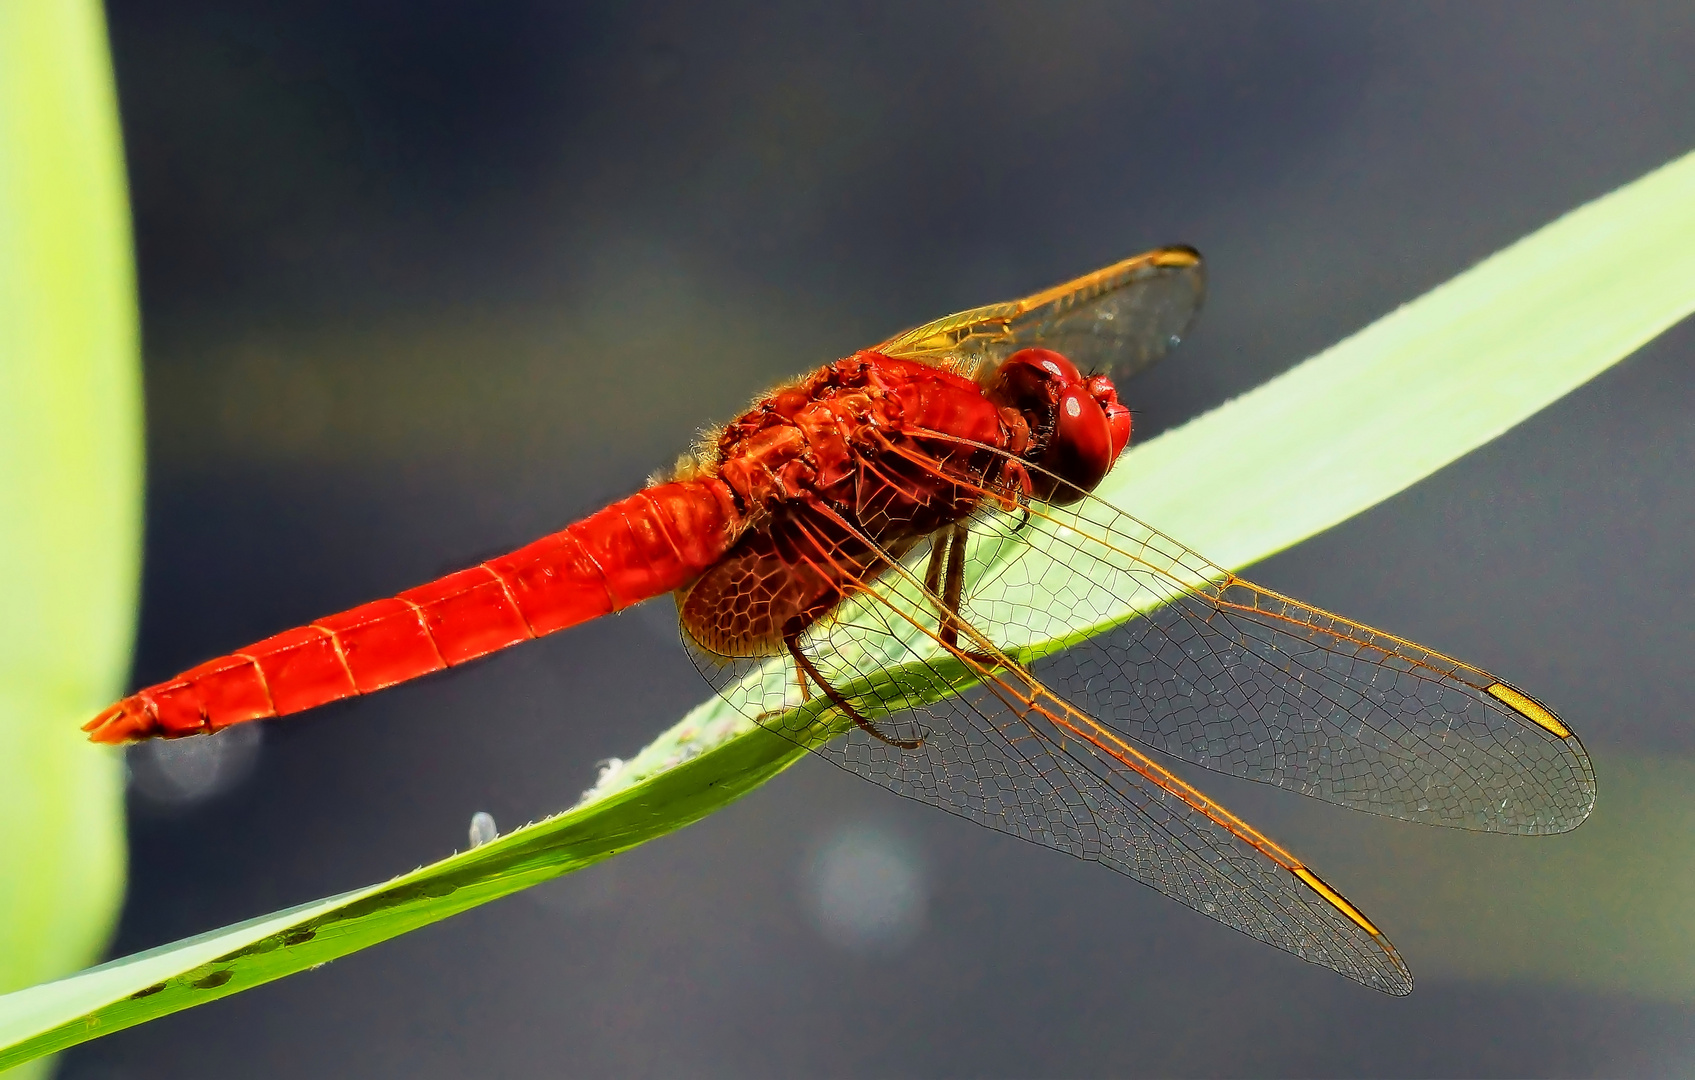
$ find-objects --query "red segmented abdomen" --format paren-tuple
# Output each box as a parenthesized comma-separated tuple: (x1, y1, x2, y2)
(85, 479, 743, 743)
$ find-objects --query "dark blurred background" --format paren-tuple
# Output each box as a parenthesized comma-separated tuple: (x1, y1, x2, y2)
(68, 2, 1695, 1076)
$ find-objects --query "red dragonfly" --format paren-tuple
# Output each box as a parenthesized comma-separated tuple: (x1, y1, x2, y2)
(88, 248, 1595, 993)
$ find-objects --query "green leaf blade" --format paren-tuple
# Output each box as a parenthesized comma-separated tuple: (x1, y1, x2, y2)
(0, 721, 803, 1069)
(1111, 149, 1695, 570)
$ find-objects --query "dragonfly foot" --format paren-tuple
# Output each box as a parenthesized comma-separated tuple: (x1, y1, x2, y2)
(1011, 501, 1031, 532)
(785, 621, 922, 750)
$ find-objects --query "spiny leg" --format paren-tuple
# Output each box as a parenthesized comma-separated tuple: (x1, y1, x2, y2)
(782, 618, 921, 750)
(922, 530, 947, 598)
(939, 523, 969, 649)
(795, 657, 812, 703)
(933, 523, 1002, 670)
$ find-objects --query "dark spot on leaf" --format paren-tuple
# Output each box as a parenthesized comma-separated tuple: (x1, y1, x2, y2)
(222, 937, 279, 960)
(332, 879, 464, 923)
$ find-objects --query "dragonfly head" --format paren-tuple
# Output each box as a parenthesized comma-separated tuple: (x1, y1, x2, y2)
(986, 348, 1132, 504)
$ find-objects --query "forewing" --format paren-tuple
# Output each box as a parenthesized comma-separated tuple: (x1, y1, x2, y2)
(684, 520, 1411, 994)
(953, 492, 1597, 834)
(875, 246, 1206, 382)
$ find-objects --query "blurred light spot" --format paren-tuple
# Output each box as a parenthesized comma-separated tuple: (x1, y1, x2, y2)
(468, 811, 498, 848)
(128, 724, 262, 805)
(806, 822, 927, 954)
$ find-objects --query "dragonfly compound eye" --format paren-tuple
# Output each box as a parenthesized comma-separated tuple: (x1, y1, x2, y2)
(987, 348, 1116, 504)
(1086, 373, 1134, 463)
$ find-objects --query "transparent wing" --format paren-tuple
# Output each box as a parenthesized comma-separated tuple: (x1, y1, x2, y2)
(684, 512, 1412, 994)
(947, 490, 1597, 834)
(874, 246, 1206, 382)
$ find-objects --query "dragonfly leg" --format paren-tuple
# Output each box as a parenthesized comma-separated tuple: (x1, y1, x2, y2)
(1000, 462, 1034, 532)
(1011, 494, 1032, 533)
(783, 620, 921, 750)
(935, 523, 1002, 671)
(937, 523, 968, 650)
(922, 530, 947, 597)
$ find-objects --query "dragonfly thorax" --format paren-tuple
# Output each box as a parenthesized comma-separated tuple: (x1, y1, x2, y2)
(677, 352, 1018, 659)
(712, 352, 1010, 527)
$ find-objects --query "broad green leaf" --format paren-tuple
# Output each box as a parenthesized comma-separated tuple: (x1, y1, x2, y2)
(0, 1, 143, 1076)
(2, 148, 1693, 1071)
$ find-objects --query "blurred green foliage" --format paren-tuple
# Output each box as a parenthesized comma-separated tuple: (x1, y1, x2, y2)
(0, 1, 141, 1074)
